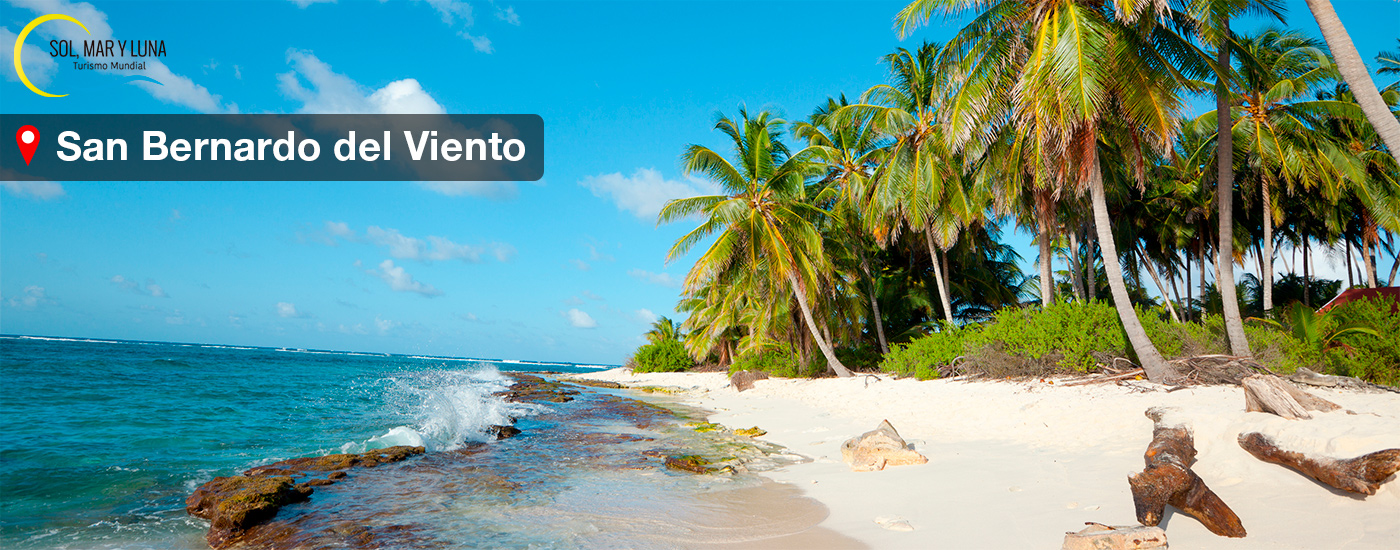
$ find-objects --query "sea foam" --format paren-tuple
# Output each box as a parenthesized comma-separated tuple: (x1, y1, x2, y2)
(346, 364, 545, 453)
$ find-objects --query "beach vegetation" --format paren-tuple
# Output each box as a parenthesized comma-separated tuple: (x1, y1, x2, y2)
(638, 1, 1400, 387)
(631, 339, 695, 373)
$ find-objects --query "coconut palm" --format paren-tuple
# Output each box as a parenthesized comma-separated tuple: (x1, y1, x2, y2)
(644, 316, 683, 344)
(659, 107, 855, 377)
(1300, 0, 1400, 165)
(895, 0, 1210, 382)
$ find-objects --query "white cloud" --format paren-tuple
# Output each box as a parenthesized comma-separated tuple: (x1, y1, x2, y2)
(326, 221, 355, 239)
(375, 315, 399, 335)
(1, 26, 57, 87)
(7, 0, 234, 112)
(279, 50, 445, 114)
(635, 308, 658, 324)
(277, 301, 309, 318)
(564, 308, 597, 328)
(338, 323, 369, 335)
(369, 259, 444, 297)
(570, 259, 590, 271)
(580, 168, 721, 220)
(6, 285, 52, 309)
(415, 181, 519, 200)
(290, 0, 337, 7)
(427, 0, 475, 25)
(628, 269, 681, 288)
(315, 224, 512, 264)
(459, 31, 494, 53)
(111, 275, 169, 297)
(496, 5, 521, 25)
(1, 181, 66, 200)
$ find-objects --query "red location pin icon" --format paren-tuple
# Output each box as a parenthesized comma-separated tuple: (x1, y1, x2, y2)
(16, 125, 40, 165)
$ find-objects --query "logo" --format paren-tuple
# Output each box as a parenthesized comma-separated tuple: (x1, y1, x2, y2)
(11, 14, 166, 98)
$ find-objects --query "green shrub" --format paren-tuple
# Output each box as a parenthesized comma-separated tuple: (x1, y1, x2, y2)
(1325, 297, 1400, 386)
(631, 339, 695, 373)
(1243, 324, 1320, 374)
(880, 322, 978, 380)
(979, 302, 1128, 372)
(729, 346, 817, 378)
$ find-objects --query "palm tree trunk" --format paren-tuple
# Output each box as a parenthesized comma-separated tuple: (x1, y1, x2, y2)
(1388, 250, 1399, 287)
(1215, 29, 1252, 356)
(1362, 213, 1378, 288)
(1346, 238, 1356, 288)
(1293, 237, 1304, 306)
(1198, 237, 1207, 318)
(1069, 228, 1086, 301)
(1185, 251, 1193, 321)
(1085, 223, 1097, 301)
(925, 228, 955, 323)
(1037, 218, 1054, 307)
(1137, 243, 1181, 323)
(1303, 0, 1400, 166)
(786, 272, 853, 377)
(1262, 181, 1274, 313)
(1088, 152, 1173, 382)
(856, 247, 890, 354)
(1169, 262, 1183, 316)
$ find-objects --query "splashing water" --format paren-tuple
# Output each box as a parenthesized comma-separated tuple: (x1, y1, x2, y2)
(349, 366, 548, 452)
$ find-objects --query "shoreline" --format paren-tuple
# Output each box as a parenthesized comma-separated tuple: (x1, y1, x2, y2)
(571, 369, 1400, 549)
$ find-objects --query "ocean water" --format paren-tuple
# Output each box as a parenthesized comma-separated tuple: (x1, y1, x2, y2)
(0, 336, 800, 549)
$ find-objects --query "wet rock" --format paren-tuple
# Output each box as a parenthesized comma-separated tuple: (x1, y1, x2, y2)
(840, 420, 928, 472)
(730, 370, 768, 392)
(244, 445, 424, 475)
(735, 427, 767, 437)
(487, 425, 522, 440)
(185, 475, 312, 548)
(664, 455, 715, 474)
(498, 373, 580, 403)
(571, 379, 623, 389)
(189, 446, 424, 549)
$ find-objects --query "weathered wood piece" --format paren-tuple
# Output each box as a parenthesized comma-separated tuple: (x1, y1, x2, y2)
(840, 419, 927, 472)
(1238, 432, 1400, 495)
(1128, 407, 1246, 538)
(1241, 374, 1341, 420)
(1062, 523, 1168, 550)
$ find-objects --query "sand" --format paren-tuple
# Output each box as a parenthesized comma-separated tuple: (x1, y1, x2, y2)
(569, 369, 1400, 549)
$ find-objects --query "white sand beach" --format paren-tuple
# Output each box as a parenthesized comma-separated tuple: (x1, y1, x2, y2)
(572, 369, 1400, 549)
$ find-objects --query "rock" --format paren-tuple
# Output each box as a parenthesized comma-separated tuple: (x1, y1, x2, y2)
(730, 370, 769, 392)
(185, 475, 312, 549)
(1062, 523, 1167, 550)
(487, 425, 522, 440)
(244, 445, 424, 475)
(497, 373, 579, 403)
(734, 426, 767, 437)
(874, 516, 915, 531)
(190, 446, 424, 549)
(840, 420, 928, 472)
(664, 455, 714, 474)
(571, 379, 623, 389)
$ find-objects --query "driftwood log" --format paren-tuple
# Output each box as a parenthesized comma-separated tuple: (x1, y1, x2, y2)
(1238, 432, 1400, 495)
(1128, 407, 1246, 538)
(1241, 374, 1342, 420)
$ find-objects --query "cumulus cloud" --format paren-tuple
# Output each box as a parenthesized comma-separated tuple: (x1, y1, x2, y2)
(580, 168, 721, 220)
(1, 181, 66, 200)
(634, 308, 659, 324)
(6, 285, 52, 309)
(1, 26, 57, 87)
(6, 0, 234, 112)
(280, 50, 446, 114)
(111, 275, 169, 297)
(277, 302, 310, 318)
(369, 260, 443, 297)
(375, 315, 399, 335)
(495, 4, 521, 25)
(319, 222, 514, 264)
(563, 308, 597, 329)
(628, 269, 681, 288)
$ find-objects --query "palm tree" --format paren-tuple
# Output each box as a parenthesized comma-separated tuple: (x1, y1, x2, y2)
(644, 316, 682, 344)
(793, 96, 893, 353)
(1300, 0, 1400, 165)
(837, 43, 969, 324)
(896, 0, 1208, 382)
(659, 107, 855, 377)
(1208, 28, 1358, 313)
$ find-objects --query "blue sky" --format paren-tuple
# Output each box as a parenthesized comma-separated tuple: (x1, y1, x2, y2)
(2, 0, 1397, 363)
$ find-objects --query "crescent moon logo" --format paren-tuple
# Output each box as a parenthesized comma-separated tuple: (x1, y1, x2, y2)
(12, 14, 91, 97)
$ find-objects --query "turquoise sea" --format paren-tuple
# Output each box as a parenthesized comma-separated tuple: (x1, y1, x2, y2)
(0, 335, 798, 549)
